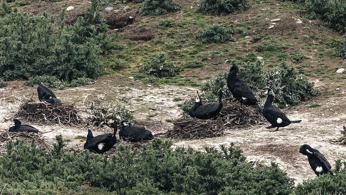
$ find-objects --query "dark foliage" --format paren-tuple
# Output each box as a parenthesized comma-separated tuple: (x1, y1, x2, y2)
(0, 78, 7, 88)
(302, 0, 346, 32)
(0, 137, 295, 194)
(335, 34, 346, 59)
(184, 60, 205, 68)
(289, 53, 309, 64)
(201, 61, 319, 106)
(138, 0, 181, 16)
(0, 0, 116, 82)
(138, 53, 178, 78)
(196, 25, 236, 44)
(197, 0, 250, 15)
(158, 19, 174, 27)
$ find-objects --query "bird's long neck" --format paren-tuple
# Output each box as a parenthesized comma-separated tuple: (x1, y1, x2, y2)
(264, 94, 274, 108)
(192, 102, 202, 110)
(113, 124, 117, 137)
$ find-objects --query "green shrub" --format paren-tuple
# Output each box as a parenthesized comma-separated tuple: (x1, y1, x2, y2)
(196, 25, 236, 44)
(289, 53, 309, 64)
(0, 137, 295, 194)
(138, 53, 178, 77)
(197, 0, 250, 15)
(303, 0, 346, 32)
(24, 75, 62, 88)
(0, 0, 113, 82)
(107, 58, 130, 70)
(159, 19, 175, 27)
(201, 61, 319, 106)
(138, 0, 181, 16)
(184, 60, 205, 68)
(334, 34, 346, 59)
(0, 78, 7, 88)
(70, 78, 95, 87)
(252, 40, 279, 52)
(162, 41, 181, 51)
(295, 160, 346, 194)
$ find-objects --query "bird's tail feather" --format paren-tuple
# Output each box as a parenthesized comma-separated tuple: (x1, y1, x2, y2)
(291, 120, 302, 123)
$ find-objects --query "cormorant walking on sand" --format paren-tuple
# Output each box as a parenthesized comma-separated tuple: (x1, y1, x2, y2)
(84, 122, 117, 154)
(299, 144, 333, 176)
(119, 119, 154, 142)
(227, 64, 262, 112)
(37, 83, 61, 104)
(189, 90, 223, 119)
(262, 87, 301, 131)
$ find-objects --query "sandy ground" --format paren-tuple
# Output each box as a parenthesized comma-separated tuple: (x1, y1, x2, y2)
(1, 75, 346, 186)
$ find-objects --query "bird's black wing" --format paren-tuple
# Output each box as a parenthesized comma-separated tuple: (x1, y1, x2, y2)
(126, 126, 147, 139)
(88, 134, 113, 148)
(266, 106, 290, 122)
(195, 103, 222, 117)
(136, 130, 154, 141)
(37, 85, 57, 101)
(234, 82, 257, 100)
(314, 151, 332, 171)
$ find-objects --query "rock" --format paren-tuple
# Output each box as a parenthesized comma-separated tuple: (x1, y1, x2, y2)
(268, 25, 274, 29)
(296, 19, 302, 24)
(257, 57, 263, 60)
(124, 6, 130, 11)
(336, 68, 345, 74)
(271, 23, 276, 25)
(271, 18, 280, 22)
(129, 77, 134, 79)
(105, 7, 113, 12)
(114, 9, 120, 13)
(336, 88, 340, 91)
(245, 36, 251, 39)
(66, 6, 74, 11)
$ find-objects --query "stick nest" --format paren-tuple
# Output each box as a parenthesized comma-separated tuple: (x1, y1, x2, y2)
(167, 117, 225, 139)
(14, 100, 83, 126)
(220, 101, 266, 128)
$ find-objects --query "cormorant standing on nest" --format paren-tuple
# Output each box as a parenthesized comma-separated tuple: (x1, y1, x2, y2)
(299, 144, 333, 176)
(84, 122, 117, 154)
(37, 83, 61, 104)
(262, 87, 301, 131)
(189, 90, 223, 119)
(119, 119, 154, 142)
(227, 64, 262, 112)
(9, 119, 39, 133)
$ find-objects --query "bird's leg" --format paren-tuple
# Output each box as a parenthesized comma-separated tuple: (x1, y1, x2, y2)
(269, 127, 279, 132)
(266, 125, 274, 129)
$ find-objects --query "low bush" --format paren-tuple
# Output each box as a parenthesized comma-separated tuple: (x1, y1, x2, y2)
(162, 41, 181, 51)
(0, 0, 114, 82)
(201, 61, 319, 106)
(159, 19, 175, 27)
(138, 53, 178, 77)
(0, 78, 7, 88)
(335, 34, 346, 59)
(0, 137, 295, 194)
(24, 75, 63, 89)
(196, 25, 236, 44)
(289, 53, 309, 64)
(138, 0, 181, 16)
(303, 0, 346, 32)
(197, 0, 250, 15)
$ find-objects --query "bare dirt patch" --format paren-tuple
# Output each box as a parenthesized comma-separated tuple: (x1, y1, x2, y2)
(123, 27, 157, 41)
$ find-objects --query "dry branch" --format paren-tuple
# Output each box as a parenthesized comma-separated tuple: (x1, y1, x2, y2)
(14, 100, 83, 126)
(167, 117, 224, 139)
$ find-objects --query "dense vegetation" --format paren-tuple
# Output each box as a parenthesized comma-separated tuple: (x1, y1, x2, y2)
(0, 137, 344, 194)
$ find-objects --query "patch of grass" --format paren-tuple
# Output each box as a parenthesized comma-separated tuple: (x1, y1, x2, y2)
(146, 114, 157, 120)
(165, 119, 174, 123)
(310, 103, 322, 108)
(75, 136, 87, 140)
(173, 97, 182, 102)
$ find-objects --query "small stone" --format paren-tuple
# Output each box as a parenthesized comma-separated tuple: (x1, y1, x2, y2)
(105, 7, 113, 12)
(336, 88, 340, 91)
(268, 25, 274, 29)
(271, 23, 276, 25)
(129, 77, 134, 79)
(257, 57, 263, 60)
(124, 6, 130, 10)
(114, 9, 120, 13)
(336, 68, 345, 73)
(147, 84, 151, 87)
(245, 36, 251, 39)
(271, 18, 280, 22)
(296, 19, 302, 24)
(66, 6, 74, 11)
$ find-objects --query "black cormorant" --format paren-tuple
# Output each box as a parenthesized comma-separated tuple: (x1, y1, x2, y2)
(189, 90, 223, 119)
(84, 123, 117, 154)
(9, 119, 39, 133)
(37, 83, 61, 104)
(299, 144, 333, 176)
(227, 64, 262, 112)
(119, 119, 154, 142)
(262, 87, 301, 131)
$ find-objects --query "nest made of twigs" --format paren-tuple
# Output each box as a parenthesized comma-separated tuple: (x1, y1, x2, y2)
(167, 117, 224, 139)
(220, 101, 266, 128)
(14, 100, 83, 126)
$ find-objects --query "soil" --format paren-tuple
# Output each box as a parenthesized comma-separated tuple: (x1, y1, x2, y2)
(1, 75, 346, 186)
